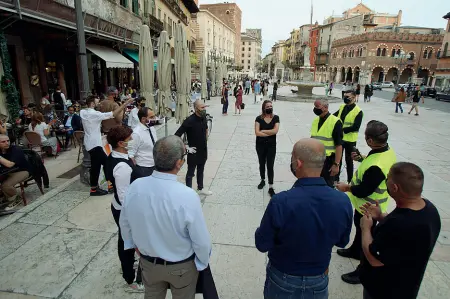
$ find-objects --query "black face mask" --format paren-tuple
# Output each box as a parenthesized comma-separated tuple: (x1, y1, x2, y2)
(265, 108, 273, 114)
(344, 96, 351, 104)
(313, 108, 323, 116)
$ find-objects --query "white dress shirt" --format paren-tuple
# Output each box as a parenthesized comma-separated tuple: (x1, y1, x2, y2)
(120, 171, 212, 270)
(80, 108, 113, 151)
(128, 123, 157, 167)
(110, 151, 133, 211)
(127, 107, 139, 129)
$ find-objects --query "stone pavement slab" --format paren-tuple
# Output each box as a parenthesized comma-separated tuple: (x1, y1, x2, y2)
(0, 89, 450, 298)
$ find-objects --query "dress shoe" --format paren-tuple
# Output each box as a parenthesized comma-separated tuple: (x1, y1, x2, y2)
(337, 248, 360, 260)
(341, 269, 361, 284)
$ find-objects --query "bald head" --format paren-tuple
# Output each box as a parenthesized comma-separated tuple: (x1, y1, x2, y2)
(292, 138, 326, 170)
(194, 100, 206, 117)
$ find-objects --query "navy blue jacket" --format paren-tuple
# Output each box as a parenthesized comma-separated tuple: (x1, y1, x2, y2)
(63, 113, 82, 131)
(255, 177, 353, 276)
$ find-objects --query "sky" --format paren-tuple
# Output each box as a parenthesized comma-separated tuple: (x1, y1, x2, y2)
(198, 0, 448, 56)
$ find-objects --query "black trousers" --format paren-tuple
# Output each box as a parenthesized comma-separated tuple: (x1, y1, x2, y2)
(320, 154, 336, 187)
(273, 90, 277, 101)
(135, 165, 155, 178)
(245, 87, 250, 95)
(111, 205, 142, 284)
(186, 156, 206, 190)
(256, 143, 276, 185)
(349, 209, 377, 257)
(339, 141, 356, 183)
(88, 146, 107, 188)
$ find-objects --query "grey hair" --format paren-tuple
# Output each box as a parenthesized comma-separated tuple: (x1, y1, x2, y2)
(153, 136, 185, 171)
(293, 140, 326, 169)
(318, 99, 329, 107)
(107, 86, 118, 95)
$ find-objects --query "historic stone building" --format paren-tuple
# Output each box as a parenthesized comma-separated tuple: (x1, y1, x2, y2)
(434, 12, 450, 89)
(321, 29, 443, 85)
(241, 29, 262, 78)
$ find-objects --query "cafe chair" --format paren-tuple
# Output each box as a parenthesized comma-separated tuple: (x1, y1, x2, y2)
(24, 131, 54, 160)
(14, 149, 47, 205)
(73, 131, 84, 163)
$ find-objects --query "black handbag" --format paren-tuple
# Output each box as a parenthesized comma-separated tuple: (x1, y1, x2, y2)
(196, 265, 219, 299)
(221, 97, 225, 104)
(240, 103, 245, 109)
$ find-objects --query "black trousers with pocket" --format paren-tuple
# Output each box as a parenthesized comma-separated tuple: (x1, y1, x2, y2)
(349, 209, 377, 258)
(186, 154, 206, 190)
(338, 141, 356, 183)
(256, 142, 276, 185)
(88, 146, 107, 188)
(111, 205, 142, 284)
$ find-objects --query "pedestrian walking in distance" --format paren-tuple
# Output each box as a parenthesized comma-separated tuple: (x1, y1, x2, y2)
(255, 138, 353, 299)
(393, 87, 406, 113)
(235, 85, 243, 115)
(120, 135, 212, 299)
(336, 120, 396, 285)
(272, 80, 279, 101)
(408, 86, 421, 116)
(355, 84, 361, 102)
(359, 162, 441, 299)
(255, 100, 280, 198)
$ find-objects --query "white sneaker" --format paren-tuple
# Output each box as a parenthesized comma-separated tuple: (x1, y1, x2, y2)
(126, 282, 145, 293)
(198, 189, 213, 196)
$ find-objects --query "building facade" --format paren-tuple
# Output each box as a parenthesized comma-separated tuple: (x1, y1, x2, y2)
(241, 29, 262, 77)
(325, 30, 443, 85)
(199, 2, 242, 67)
(194, 9, 235, 66)
(434, 13, 450, 89)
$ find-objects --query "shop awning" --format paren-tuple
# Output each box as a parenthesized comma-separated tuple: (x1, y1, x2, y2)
(123, 49, 139, 64)
(86, 44, 134, 69)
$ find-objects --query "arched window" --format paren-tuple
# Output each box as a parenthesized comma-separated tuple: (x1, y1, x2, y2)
(396, 49, 401, 56)
(359, 48, 363, 57)
(381, 48, 386, 56)
(444, 42, 449, 57)
(428, 50, 433, 59)
(377, 48, 381, 56)
(391, 49, 396, 57)
(423, 50, 428, 59)
(408, 52, 415, 60)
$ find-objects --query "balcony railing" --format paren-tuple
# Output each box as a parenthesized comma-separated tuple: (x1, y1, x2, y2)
(161, 0, 188, 25)
(145, 13, 164, 34)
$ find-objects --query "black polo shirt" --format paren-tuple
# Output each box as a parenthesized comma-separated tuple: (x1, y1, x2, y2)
(0, 145, 29, 172)
(175, 113, 208, 161)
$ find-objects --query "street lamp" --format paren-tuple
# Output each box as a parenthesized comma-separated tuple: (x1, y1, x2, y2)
(394, 50, 411, 84)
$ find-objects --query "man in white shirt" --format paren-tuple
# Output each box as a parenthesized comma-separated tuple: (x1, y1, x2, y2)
(105, 126, 144, 292)
(128, 107, 158, 178)
(127, 97, 144, 129)
(120, 135, 212, 299)
(80, 95, 132, 196)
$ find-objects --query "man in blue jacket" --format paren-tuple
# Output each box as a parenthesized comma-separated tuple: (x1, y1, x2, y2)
(255, 138, 353, 299)
(63, 105, 82, 149)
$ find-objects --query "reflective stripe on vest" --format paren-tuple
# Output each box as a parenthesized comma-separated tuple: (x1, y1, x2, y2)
(337, 104, 361, 143)
(347, 148, 397, 214)
(310, 115, 340, 156)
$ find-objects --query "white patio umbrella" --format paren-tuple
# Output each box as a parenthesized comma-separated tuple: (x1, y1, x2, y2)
(139, 25, 154, 110)
(174, 24, 191, 123)
(214, 62, 221, 95)
(0, 58, 9, 118)
(156, 31, 172, 117)
(200, 53, 207, 101)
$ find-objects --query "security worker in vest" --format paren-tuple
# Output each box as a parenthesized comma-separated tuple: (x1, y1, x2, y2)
(335, 120, 396, 285)
(311, 99, 343, 187)
(333, 90, 363, 183)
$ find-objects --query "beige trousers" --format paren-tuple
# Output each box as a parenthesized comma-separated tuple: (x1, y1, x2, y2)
(1, 171, 29, 199)
(140, 257, 198, 299)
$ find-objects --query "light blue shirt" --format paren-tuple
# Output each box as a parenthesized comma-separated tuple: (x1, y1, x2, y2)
(120, 171, 212, 270)
(254, 82, 261, 94)
(245, 81, 251, 88)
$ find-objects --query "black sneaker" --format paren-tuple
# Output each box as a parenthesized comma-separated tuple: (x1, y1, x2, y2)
(337, 248, 360, 260)
(90, 188, 108, 196)
(341, 269, 361, 284)
(257, 180, 266, 190)
(268, 187, 275, 198)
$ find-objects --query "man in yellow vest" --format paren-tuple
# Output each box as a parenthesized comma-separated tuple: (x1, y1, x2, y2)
(336, 120, 396, 285)
(311, 99, 343, 187)
(333, 90, 363, 183)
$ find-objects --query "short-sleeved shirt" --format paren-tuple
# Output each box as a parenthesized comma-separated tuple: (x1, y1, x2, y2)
(80, 108, 113, 151)
(175, 114, 208, 162)
(29, 122, 48, 141)
(0, 145, 29, 172)
(360, 199, 441, 299)
(255, 115, 280, 145)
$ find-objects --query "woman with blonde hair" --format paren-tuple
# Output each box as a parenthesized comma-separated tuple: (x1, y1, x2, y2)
(254, 100, 280, 198)
(29, 112, 59, 155)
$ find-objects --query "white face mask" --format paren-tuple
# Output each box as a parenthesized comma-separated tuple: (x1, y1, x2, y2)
(124, 140, 134, 150)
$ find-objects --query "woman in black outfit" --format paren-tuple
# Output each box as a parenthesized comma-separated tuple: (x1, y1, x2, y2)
(255, 100, 280, 198)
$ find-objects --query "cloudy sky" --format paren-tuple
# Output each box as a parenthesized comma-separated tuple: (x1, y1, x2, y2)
(198, 0, 448, 55)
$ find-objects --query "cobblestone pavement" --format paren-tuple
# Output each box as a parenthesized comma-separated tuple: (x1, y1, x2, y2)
(0, 88, 449, 299)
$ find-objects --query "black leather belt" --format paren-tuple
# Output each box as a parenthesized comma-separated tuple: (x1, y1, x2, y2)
(140, 253, 195, 266)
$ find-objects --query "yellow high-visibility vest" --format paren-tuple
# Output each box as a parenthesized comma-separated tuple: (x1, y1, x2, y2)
(310, 115, 340, 156)
(337, 104, 362, 143)
(347, 148, 397, 214)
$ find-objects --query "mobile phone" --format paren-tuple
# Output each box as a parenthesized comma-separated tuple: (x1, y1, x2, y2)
(352, 146, 361, 157)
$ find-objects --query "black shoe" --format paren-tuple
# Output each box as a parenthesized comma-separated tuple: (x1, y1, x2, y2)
(337, 248, 360, 260)
(90, 188, 108, 196)
(44, 185, 50, 189)
(341, 269, 361, 284)
(257, 180, 266, 190)
(268, 187, 275, 198)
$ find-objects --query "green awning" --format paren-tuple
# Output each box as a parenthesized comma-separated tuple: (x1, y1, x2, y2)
(123, 49, 139, 64)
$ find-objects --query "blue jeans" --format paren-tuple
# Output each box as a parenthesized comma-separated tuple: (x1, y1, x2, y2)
(395, 102, 403, 113)
(264, 263, 329, 299)
(222, 99, 228, 114)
